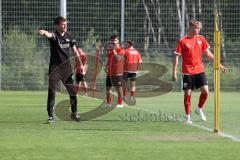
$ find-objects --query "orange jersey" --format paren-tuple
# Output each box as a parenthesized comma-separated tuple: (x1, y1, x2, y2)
(124, 48, 142, 73)
(175, 35, 209, 74)
(107, 47, 125, 76)
(76, 54, 87, 73)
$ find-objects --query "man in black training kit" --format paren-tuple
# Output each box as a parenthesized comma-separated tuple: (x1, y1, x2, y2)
(38, 16, 83, 123)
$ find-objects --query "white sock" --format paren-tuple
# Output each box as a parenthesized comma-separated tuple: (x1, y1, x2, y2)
(186, 114, 191, 121)
(196, 107, 202, 112)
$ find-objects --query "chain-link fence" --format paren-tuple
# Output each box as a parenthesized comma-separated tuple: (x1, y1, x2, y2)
(1, 0, 240, 90)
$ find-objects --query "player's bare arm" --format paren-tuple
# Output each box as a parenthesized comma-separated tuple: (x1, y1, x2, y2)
(77, 48, 84, 55)
(172, 54, 179, 81)
(113, 49, 122, 60)
(204, 48, 214, 60)
(204, 49, 227, 73)
(77, 48, 88, 73)
(82, 64, 88, 75)
(136, 61, 141, 70)
(73, 46, 84, 70)
(38, 29, 53, 39)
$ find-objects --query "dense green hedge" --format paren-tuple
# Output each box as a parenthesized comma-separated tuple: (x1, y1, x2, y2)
(2, 27, 47, 90)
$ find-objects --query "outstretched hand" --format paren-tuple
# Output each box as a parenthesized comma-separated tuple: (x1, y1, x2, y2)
(38, 29, 45, 36)
(172, 73, 177, 81)
(220, 64, 227, 73)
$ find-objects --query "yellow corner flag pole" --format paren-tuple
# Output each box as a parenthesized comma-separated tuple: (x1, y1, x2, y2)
(213, 10, 221, 133)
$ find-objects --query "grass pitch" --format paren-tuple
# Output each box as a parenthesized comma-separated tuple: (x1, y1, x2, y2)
(0, 91, 239, 160)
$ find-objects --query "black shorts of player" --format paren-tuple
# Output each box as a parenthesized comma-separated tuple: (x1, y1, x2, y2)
(123, 72, 137, 81)
(76, 73, 86, 83)
(182, 72, 208, 90)
(106, 76, 123, 87)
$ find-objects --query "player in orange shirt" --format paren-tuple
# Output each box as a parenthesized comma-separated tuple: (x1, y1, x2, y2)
(105, 35, 125, 108)
(75, 48, 88, 96)
(172, 20, 227, 124)
(123, 40, 142, 103)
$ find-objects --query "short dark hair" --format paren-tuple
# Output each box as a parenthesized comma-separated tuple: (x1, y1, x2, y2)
(54, 16, 67, 25)
(127, 40, 134, 47)
(110, 34, 118, 41)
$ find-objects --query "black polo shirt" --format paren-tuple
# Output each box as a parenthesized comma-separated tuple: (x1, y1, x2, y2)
(48, 31, 76, 67)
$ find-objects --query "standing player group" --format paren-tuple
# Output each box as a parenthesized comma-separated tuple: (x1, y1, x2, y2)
(105, 35, 142, 108)
(39, 16, 226, 124)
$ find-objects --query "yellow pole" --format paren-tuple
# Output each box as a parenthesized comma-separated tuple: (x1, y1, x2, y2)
(214, 10, 221, 133)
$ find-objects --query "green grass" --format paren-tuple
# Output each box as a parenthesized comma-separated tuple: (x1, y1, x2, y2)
(0, 91, 239, 160)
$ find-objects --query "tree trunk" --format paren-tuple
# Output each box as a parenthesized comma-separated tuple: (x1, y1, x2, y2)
(150, 0, 170, 52)
(143, 15, 150, 52)
(198, 0, 202, 14)
(157, 1, 161, 46)
(214, 0, 226, 61)
(219, 11, 226, 61)
(176, 0, 182, 29)
(142, 0, 157, 44)
(192, 1, 196, 19)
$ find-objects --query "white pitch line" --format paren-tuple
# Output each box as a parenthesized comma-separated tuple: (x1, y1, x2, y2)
(192, 123, 240, 142)
(128, 106, 240, 142)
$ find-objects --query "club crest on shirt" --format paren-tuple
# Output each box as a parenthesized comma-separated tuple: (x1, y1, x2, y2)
(197, 40, 202, 45)
(186, 43, 191, 48)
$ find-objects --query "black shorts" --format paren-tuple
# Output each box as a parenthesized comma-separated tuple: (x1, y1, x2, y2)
(182, 72, 208, 90)
(123, 72, 137, 81)
(106, 76, 123, 87)
(76, 73, 86, 83)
